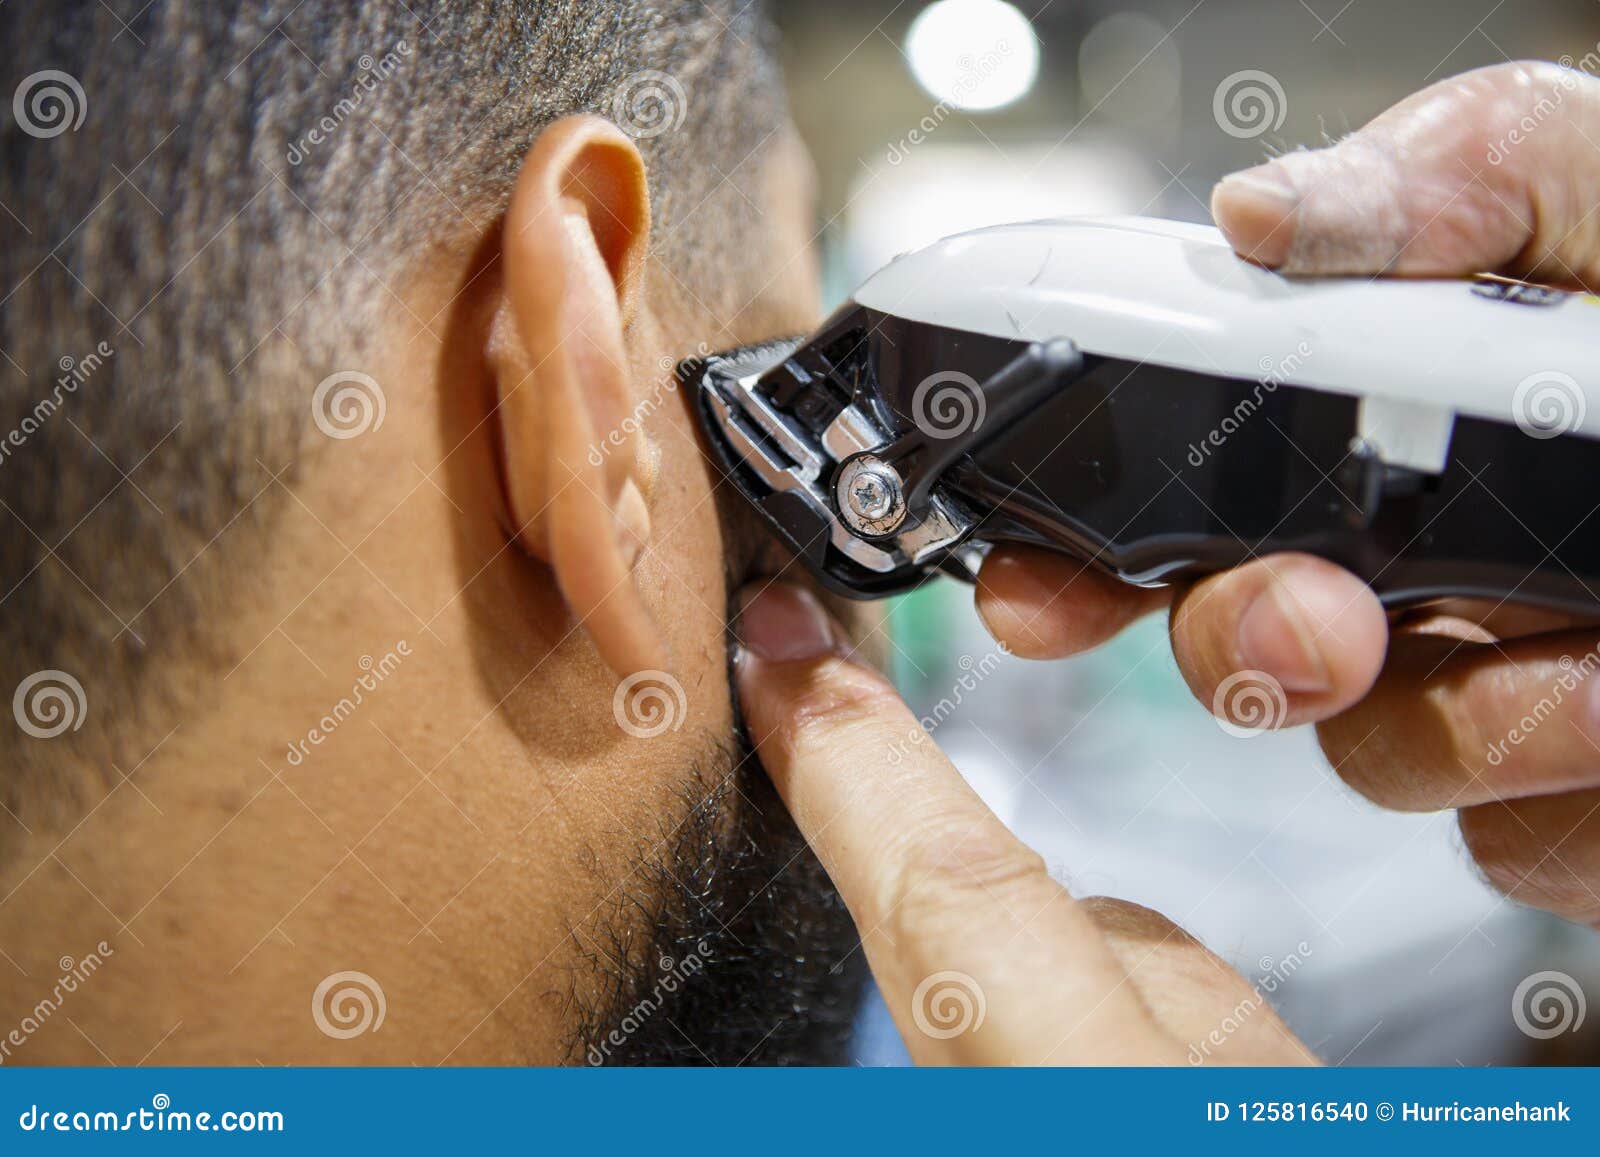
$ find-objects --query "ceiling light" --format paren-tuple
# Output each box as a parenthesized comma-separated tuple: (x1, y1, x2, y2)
(905, 0, 1040, 113)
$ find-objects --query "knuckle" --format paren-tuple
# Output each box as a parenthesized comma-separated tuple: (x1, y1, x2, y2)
(1510, 58, 1597, 98)
(878, 818, 1049, 941)
(1439, 665, 1512, 766)
(1315, 711, 1364, 775)
(1457, 805, 1513, 881)
(1317, 712, 1435, 811)
(1460, 806, 1600, 922)
(1462, 60, 1582, 116)
(769, 660, 902, 755)
(1318, 659, 1505, 812)
(1436, 660, 1580, 795)
(1079, 895, 1195, 944)
(1079, 896, 1246, 1003)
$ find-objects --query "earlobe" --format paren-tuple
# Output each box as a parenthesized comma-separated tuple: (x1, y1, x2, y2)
(488, 115, 667, 677)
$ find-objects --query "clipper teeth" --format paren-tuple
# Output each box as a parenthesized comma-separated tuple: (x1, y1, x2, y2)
(675, 337, 804, 389)
(716, 336, 806, 370)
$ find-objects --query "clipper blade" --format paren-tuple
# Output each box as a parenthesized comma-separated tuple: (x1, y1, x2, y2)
(680, 327, 973, 599)
(674, 337, 803, 393)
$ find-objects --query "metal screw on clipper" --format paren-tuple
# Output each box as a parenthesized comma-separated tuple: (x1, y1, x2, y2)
(836, 455, 907, 537)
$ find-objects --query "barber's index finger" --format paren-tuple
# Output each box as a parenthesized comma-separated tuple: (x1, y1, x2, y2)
(733, 581, 1154, 1063)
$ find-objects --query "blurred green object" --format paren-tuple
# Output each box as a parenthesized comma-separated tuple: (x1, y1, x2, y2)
(884, 580, 962, 695)
(886, 575, 1187, 710)
(1090, 612, 1191, 710)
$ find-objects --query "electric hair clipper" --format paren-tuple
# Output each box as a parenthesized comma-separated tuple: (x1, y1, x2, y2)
(682, 216, 1600, 613)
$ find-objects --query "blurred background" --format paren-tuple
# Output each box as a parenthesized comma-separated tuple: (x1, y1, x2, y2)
(770, 0, 1600, 1065)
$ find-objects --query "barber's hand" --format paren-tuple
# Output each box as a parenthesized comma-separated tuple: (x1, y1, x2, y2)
(977, 61, 1600, 929)
(735, 581, 1314, 1064)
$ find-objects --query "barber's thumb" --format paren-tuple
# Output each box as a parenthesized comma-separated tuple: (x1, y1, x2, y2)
(1211, 61, 1600, 286)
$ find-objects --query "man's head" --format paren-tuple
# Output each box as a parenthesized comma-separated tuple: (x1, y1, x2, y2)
(0, 0, 868, 1064)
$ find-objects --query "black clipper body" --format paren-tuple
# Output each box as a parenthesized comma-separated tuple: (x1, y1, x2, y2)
(684, 217, 1600, 614)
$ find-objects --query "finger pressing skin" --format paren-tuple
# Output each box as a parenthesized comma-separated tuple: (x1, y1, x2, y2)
(1211, 61, 1600, 286)
(1170, 553, 1387, 729)
(1458, 789, 1600, 925)
(1319, 630, 1600, 812)
(734, 579, 1175, 1064)
(975, 545, 1169, 659)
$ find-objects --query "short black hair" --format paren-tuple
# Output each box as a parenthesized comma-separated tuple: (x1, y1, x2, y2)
(0, 1, 784, 819)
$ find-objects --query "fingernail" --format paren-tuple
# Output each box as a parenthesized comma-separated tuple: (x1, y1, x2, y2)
(1212, 164, 1300, 268)
(736, 581, 839, 662)
(1237, 581, 1332, 694)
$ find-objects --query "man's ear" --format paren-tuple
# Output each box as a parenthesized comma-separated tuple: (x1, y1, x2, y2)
(488, 114, 666, 677)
